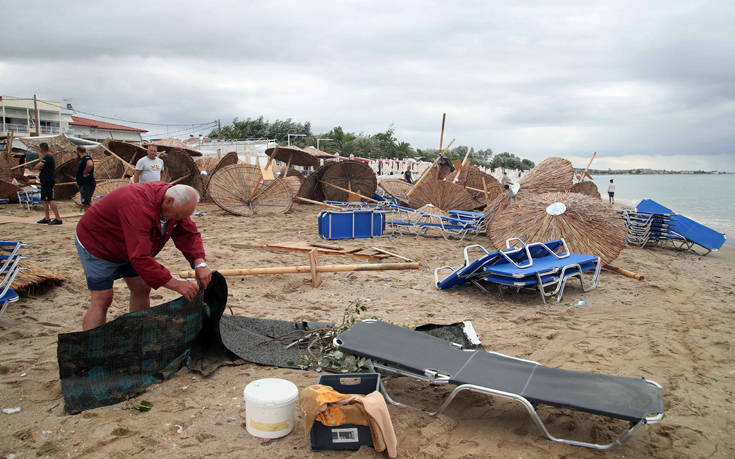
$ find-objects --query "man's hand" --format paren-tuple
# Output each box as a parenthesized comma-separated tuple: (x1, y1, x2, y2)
(163, 278, 199, 301)
(195, 266, 212, 289)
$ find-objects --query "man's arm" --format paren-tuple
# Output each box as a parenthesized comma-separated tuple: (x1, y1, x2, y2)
(83, 159, 94, 177)
(33, 158, 45, 171)
(133, 170, 141, 183)
(171, 218, 211, 288)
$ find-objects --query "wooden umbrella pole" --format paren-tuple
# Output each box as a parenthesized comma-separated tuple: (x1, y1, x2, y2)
(285, 151, 293, 171)
(179, 261, 419, 278)
(408, 155, 442, 197)
(250, 145, 277, 198)
(169, 174, 192, 186)
(604, 264, 644, 280)
(10, 157, 41, 170)
(295, 196, 343, 209)
(439, 138, 455, 153)
(453, 147, 472, 183)
(99, 144, 136, 173)
(320, 180, 379, 203)
(438, 113, 446, 151)
(481, 177, 490, 205)
(4, 131, 13, 158)
(580, 151, 597, 181)
(54, 181, 79, 187)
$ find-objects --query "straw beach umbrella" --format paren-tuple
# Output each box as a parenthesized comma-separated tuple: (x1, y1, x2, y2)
(20, 134, 78, 165)
(570, 181, 601, 199)
(321, 160, 377, 202)
(379, 178, 413, 205)
(0, 180, 22, 203)
(12, 262, 66, 294)
(72, 179, 130, 207)
(519, 157, 574, 193)
(208, 164, 292, 216)
(146, 138, 202, 157)
(198, 152, 238, 201)
(265, 145, 319, 170)
(94, 155, 125, 180)
(488, 192, 626, 266)
(408, 179, 477, 211)
(297, 163, 331, 201)
(163, 149, 203, 193)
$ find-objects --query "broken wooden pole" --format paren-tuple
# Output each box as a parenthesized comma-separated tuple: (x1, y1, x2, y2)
(604, 264, 644, 281)
(178, 261, 419, 279)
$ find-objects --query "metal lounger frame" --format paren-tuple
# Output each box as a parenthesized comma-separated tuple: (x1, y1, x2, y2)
(364, 358, 663, 450)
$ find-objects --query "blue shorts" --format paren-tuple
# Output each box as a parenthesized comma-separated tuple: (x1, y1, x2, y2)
(75, 235, 139, 290)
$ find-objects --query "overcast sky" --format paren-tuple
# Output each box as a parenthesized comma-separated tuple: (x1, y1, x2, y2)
(3, 0, 734, 170)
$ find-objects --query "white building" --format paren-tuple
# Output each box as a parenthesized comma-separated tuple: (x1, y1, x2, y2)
(67, 115, 147, 142)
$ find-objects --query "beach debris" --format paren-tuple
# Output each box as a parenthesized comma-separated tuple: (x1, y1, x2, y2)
(163, 149, 204, 193)
(71, 179, 130, 207)
(231, 241, 407, 261)
(265, 145, 320, 170)
(12, 261, 66, 294)
(570, 181, 601, 199)
(489, 191, 627, 266)
(208, 163, 292, 216)
(379, 178, 412, 205)
(519, 157, 574, 194)
(179, 254, 419, 288)
(19, 133, 78, 165)
(196, 151, 238, 201)
(408, 179, 477, 211)
(604, 265, 645, 280)
(321, 160, 377, 202)
(3, 407, 21, 414)
(126, 398, 153, 412)
(145, 138, 202, 157)
(297, 163, 331, 202)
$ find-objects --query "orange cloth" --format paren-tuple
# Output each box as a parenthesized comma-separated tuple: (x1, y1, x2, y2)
(300, 384, 397, 458)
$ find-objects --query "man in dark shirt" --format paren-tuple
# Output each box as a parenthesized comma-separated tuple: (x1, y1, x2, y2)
(33, 142, 62, 225)
(75, 146, 95, 211)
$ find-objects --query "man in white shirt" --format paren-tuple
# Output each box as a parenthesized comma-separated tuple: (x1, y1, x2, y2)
(608, 179, 615, 205)
(134, 145, 164, 183)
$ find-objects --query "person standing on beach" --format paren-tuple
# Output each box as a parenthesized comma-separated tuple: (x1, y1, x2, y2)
(75, 182, 212, 330)
(404, 168, 412, 183)
(33, 142, 63, 225)
(501, 171, 511, 190)
(75, 146, 95, 212)
(134, 145, 164, 182)
(608, 179, 615, 205)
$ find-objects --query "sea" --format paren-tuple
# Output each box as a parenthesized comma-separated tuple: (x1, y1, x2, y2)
(591, 174, 733, 246)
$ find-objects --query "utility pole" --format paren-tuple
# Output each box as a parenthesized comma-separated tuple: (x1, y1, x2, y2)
(287, 133, 306, 146)
(33, 94, 41, 137)
(217, 119, 221, 140)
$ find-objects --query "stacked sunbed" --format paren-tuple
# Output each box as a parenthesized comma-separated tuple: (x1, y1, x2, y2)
(620, 199, 726, 255)
(435, 238, 600, 303)
(318, 201, 486, 241)
(0, 241, 26, 317)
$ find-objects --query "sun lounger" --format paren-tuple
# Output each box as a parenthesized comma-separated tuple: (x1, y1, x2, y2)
(17, 189, 41, 211)
(385, 206, 481, 241)
(318, 209, 386, 240)
(636, 199, 726, 255)
(435, 239, 600, 303)
(0, 241, 26, 318)
(334, 320, 664, 450)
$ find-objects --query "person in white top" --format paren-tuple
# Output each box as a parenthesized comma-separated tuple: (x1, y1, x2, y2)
(608, 179, 615, 205)
(134, 145, 164, 183)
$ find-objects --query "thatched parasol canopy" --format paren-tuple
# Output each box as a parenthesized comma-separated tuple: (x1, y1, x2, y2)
(297, 163, 331, 202)
(19, 134, 78, 165)
(87, 139, 148, 165)
(72, 179, 131, 207)
(488, 191, 626, 266)
(265, 145, 319, 169)
(163, 149, 203, 193)
(570, 181, 601, 199)
(0, 180, 22, 203)
(208, 164, 293, 216)
(304, 146, 337, 159)
(94, 155, 125, 180)
(197, 152, 238, 201)
(53, 158, 81, 200)
(379, 178, 413, 205)
(282, 175, 303, 201)
(518, 157, 574, 193)
(146, 138, 202, 157)
(13, 261, 66, 294)
(321, 160, 377, 202)
(410, 204, 450, 224)
(408, 179, 477, 211)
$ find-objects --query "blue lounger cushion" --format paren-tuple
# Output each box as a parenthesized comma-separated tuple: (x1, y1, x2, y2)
(485, 253, 599, 278)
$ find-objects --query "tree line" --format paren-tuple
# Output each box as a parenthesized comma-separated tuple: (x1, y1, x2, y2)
(210, 117, 535, 170)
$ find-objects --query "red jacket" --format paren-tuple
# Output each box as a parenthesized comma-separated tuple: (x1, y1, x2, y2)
(76, 182, 205, 289)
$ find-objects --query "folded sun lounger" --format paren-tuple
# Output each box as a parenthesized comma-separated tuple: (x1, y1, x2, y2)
(335, 320, 664, 450)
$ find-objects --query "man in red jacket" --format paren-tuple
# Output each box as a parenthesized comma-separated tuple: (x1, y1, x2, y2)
(75, 182, 212, 330)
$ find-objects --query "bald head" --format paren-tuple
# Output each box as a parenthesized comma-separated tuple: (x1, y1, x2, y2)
(161, 185, 199, 220)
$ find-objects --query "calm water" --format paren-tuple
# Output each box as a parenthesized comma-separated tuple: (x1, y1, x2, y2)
(592, 175, 734, 246)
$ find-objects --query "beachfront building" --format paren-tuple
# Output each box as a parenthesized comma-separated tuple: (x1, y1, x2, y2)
(0, 95, 64, 136)
(67, 116, 147, 142)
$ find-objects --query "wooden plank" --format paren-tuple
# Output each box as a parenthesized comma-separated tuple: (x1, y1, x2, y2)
(231, 242, 384, 260)
(309, 249, 322, 287)
(319, 181, 379, 203)
(294, 196, 343, 209)
(371, 247, 412, 262)
(309, 242, 345, 251)
(179, 261, 420, 278)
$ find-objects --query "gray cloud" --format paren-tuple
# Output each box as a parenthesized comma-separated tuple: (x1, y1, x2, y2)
(2, 0, 734, 170)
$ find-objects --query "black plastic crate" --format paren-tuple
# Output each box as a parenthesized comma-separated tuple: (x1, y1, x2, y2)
(310, 373, 381, 451)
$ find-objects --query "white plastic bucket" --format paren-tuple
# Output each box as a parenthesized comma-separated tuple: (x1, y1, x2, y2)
(243, 378, 299, 439)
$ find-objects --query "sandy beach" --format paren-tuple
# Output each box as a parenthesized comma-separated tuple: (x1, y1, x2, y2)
(1, 201, 734, 458)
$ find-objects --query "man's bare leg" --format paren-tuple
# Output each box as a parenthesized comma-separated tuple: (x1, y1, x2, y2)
(83, 289, 114, 331)
(42, 201, 50, 220)
(50, 201, 61, 220)
(124, 276, 151, 312)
